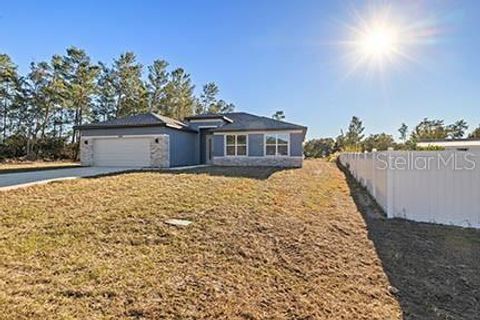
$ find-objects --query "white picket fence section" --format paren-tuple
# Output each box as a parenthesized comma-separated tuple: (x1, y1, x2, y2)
(339, 151, 480, 229)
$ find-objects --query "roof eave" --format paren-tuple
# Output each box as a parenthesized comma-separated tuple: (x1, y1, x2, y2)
(418, 138, 480, 143)
(185, 115, 233, 123)
(75, 123, 197, 133)
(212, 127, 307, 133)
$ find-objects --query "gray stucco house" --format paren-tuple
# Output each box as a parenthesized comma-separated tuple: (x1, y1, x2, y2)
(76, 112, 307, 168)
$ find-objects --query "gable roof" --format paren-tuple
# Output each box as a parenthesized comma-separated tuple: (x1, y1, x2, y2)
(75, 112, 195, 132)
(210, 112, 307, 132)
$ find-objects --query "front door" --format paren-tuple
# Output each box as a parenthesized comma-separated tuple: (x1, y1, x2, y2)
(206, 136, 213, 164)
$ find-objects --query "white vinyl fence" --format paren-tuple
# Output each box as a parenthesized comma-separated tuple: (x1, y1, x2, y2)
(339, 151, 480, 229)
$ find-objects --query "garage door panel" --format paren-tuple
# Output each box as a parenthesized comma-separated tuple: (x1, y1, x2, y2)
(93, 138, 151, 167)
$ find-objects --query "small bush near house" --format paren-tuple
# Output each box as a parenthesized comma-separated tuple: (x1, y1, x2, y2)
(304, 138, 337, 158)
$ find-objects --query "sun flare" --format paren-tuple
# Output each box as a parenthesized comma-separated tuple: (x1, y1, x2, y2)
(358, 24, 399, 59)
(338, 3, 441, 77)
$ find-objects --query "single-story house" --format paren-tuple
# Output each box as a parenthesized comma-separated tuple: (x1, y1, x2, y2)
(75, 112, 307, 168)
(417, 138, 480, 152)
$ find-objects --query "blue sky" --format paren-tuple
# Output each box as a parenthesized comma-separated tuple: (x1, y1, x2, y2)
(1, 0, 479, 139)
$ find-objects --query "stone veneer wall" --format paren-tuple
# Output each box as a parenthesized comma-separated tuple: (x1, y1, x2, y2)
(150, 135, 170, 167)
(212, 156, 303, 168)
(80, 138, 94, 166)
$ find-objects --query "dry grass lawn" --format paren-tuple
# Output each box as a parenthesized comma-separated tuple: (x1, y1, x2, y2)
(0, 160, 402, 319)
(0, 161, 79, 173)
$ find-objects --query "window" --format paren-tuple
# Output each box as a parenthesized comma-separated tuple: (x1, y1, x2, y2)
(265, 133, 289, 156)
(226, 134, 247, 156)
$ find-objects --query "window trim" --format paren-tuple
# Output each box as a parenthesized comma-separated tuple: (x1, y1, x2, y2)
(264, 132, 290, 157)
(224, 134, 248, 157)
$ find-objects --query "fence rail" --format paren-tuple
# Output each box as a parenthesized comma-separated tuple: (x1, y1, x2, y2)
(339, 151, 480, 229)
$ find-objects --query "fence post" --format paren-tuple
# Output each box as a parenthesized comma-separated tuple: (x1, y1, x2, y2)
(386, 148, 394, 218)
(371, 149, 377, 198)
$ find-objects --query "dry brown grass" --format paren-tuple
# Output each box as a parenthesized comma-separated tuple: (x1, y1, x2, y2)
(0, 161, 79, 173)
(0, 159, 401, 319)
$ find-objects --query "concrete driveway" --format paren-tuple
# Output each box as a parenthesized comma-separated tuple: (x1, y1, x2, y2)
(0, 167, 135, 191)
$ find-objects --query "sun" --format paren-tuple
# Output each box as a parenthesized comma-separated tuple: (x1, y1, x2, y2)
(338, 5, 423, 77)
(358, 24, 399, 59)
(333, 2, 444, 82)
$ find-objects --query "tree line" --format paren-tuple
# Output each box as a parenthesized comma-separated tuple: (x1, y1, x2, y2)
(0, 47, 234, 160)
(305, 117, 480, 158)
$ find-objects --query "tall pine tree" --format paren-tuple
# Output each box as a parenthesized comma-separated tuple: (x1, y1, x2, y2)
(147, 59, 169, 114)
(196, 82, 235, 114)
(61, 47, 99, 142)
(162, 68, 195, 119)
(111, 52, 148, 117)
(0, 54, 19, 141)
(93, 63, 116, 121)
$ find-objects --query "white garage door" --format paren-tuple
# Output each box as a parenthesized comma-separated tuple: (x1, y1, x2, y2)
(93, 137, 151, 167)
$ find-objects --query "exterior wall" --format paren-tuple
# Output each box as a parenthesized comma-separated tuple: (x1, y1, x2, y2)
(80, 126, 199, 167)
(248, 134, 264, 156)
(213, 156, 302, 167)
(167, 129, 199, 166)
(199, 131, 208, 164)
(213, 135, 224, 157)
(211, 131, 305, 167)
(339, 151, 480, 229)
(80, 137, 94, 166)
(212, 132, 304, 157)
(290, 132, 304, 156)
(150, 135, 170, 167)
(79, 126, 306, 168)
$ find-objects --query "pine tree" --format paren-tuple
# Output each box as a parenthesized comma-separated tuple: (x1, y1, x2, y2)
(147, 59, 169, 114)
(411, 118, 448, 141)
(111, 52, 148, 117)
(469, 125, 480, 139)
(196, 82, 219, 114)
(196, 82, 235, 114)
(162, 68, 195, 119)
(0, 48, 238, 160)
(46, 55, 68, 138)
(362, 133, 395, 151)
(27, 59, 66, 140)
(93, 63, 116, 121)
(398, 123, 408, 142)
(61, 47, 99, 142)
(345, 116, 365, 149)
(447, 119, 468, 139)
(9, 76, 34, 137)
(0, 54, 19, 141)
(213, 100, 235, 113)
(272, 111, 285, 120)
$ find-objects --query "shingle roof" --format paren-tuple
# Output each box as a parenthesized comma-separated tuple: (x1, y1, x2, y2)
(76, 111, 307, 134)
(75, 112, 195, 132)
(210, 112, 307, 132)
(184, 113, 233, 122)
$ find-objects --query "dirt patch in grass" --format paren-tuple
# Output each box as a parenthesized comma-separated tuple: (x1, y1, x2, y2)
(342, 163, 480, 320)
(0, 160, 401, 319)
